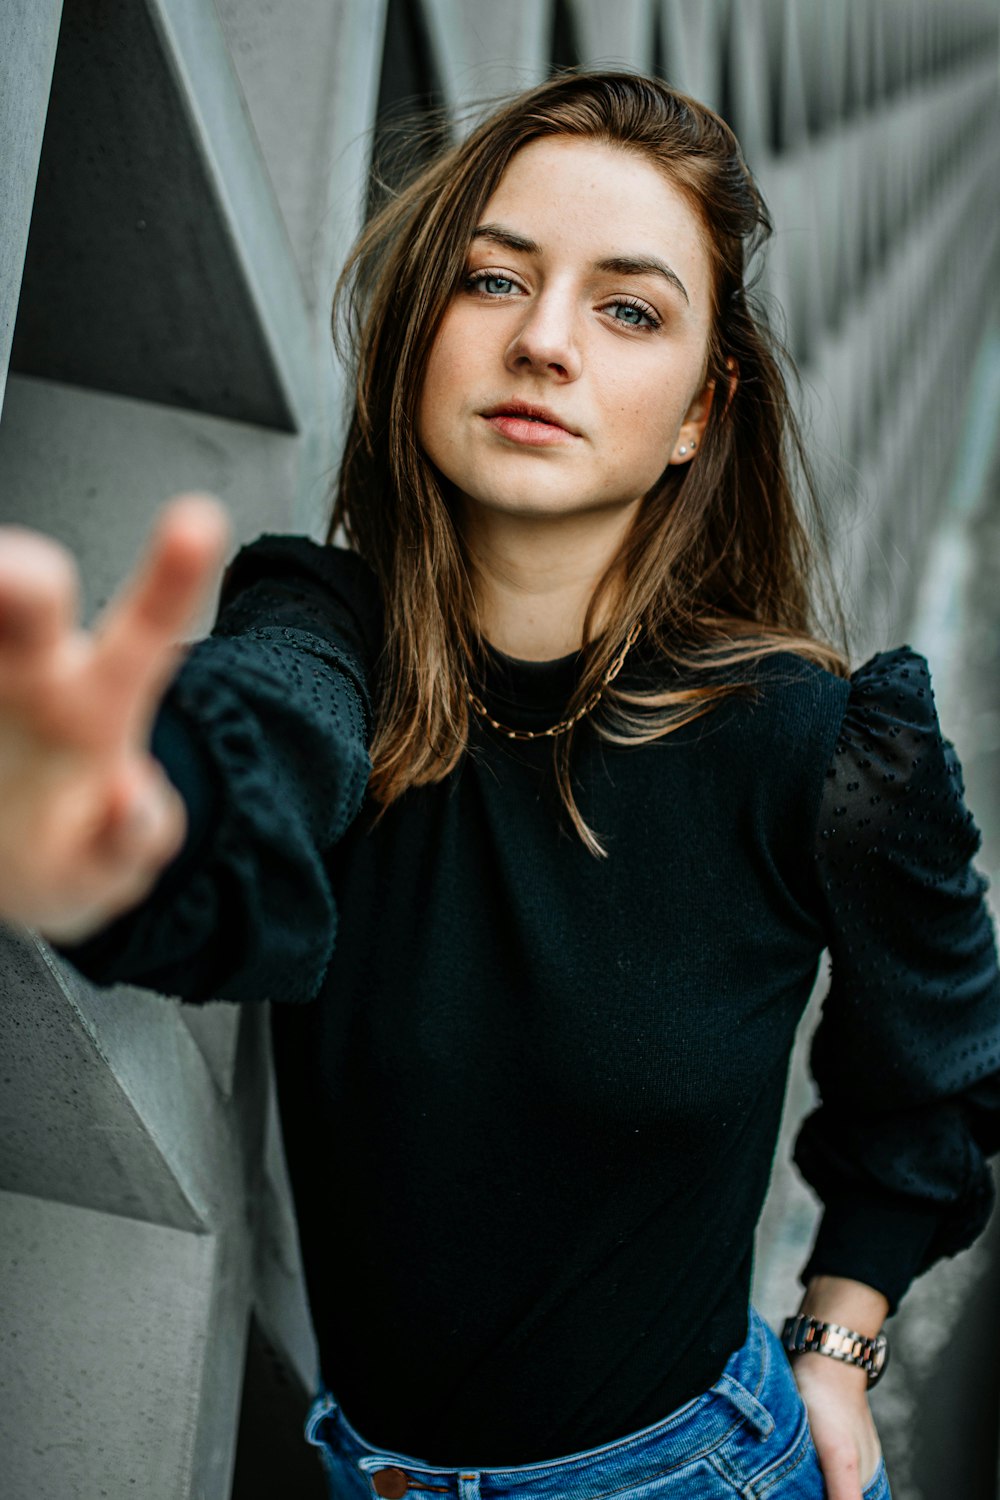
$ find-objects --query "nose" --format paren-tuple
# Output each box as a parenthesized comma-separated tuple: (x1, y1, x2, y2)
(504, 287, 582, 382)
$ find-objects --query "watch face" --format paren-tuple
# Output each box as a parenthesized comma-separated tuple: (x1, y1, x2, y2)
(870, 1337, 890, 1385)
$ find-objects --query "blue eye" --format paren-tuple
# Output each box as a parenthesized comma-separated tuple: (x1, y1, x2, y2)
(608, 300, 658, 330)
(466, 272, 518, 296)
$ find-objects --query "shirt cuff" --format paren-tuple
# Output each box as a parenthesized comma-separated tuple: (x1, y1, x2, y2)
(798, 1181, 943, 1317)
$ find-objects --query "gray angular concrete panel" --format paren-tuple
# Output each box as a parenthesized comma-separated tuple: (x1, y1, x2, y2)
(9, 0, 316, 437)
(660, 0, 725, 111)
(0, 1189, 225, 1500)
(212, 0, 390, 536)
(49, 939, 268, 1231)
(724, 0, 770, 164)
(213, 0, 389, 312)
(573, 0, 655, 71)
(0, 925, 206, 1229)
(0, 0, 62, 422)
(180, 1000, 242, 1100)
(423, 0, 550, 119)
(0, 374, 299, 632)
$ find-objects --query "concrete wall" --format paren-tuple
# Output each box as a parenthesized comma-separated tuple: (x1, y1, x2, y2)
(0, 2, 998, 1496)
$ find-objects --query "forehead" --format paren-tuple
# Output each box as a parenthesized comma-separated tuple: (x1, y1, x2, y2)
(478, 136, 711, 308)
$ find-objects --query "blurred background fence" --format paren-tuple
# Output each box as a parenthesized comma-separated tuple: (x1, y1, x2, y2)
(1, 2, 998, 1497)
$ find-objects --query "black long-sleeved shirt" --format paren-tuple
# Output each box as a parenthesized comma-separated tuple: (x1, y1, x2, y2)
(56, 534, 1000, 1465)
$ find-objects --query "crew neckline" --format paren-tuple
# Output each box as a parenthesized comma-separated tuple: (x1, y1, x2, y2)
(482, 640, 584, 670)
(472, 628, 667, 735)
(475, 638, 587, 728)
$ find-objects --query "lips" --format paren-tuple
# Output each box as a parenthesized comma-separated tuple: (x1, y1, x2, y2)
(481, 401, 580, 436)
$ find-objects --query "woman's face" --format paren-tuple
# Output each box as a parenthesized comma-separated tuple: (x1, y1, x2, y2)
(416, 135, 715, 525)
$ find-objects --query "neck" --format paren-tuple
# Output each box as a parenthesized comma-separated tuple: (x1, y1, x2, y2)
(458, 500, 640, 661)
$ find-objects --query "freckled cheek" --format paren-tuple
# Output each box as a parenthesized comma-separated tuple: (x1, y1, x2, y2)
(417, 338, 470, 461)
(603, 387, 678, 473)
(421, 331, 482, 429)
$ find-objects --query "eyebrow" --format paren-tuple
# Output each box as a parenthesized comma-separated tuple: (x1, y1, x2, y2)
(471, 223, 690, 305)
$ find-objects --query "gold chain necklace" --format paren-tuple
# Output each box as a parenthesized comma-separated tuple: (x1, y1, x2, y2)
(467, 621, 643, 741)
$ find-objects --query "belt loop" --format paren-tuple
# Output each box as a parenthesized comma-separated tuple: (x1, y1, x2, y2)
(304, 1390, 339, 1445)
(710, 1372, 775, 1439)
(457, 1473, 481, 1500)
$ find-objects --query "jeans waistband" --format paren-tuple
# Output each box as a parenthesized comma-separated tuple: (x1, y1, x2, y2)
(306, 1305, 779, 1500)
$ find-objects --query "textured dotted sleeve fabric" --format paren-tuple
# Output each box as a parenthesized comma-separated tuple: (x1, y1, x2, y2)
(793, 645, 1000, 1314)
(53, 535, 376, 1005)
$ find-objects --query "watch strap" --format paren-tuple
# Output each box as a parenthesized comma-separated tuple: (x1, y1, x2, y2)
(781, 1314, 890, 1387)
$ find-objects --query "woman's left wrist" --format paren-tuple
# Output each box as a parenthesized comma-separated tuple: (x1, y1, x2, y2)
(797, 1274, 890, 1338)
(782, 1276, 891, 1389)
(787, 1340, 872, 1396)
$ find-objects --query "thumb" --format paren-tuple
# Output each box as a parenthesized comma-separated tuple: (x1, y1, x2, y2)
(98, 760, 188, 867)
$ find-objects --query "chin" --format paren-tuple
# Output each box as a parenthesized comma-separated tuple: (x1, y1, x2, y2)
(466, 487, 598, 520)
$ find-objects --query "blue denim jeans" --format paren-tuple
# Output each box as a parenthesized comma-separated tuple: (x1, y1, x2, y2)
(304, 1306, 892, 1499)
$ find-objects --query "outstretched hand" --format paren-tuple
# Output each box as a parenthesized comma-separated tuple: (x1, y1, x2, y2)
(0, 494, 231, 943)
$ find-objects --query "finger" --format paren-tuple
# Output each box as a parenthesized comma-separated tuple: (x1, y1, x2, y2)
(26, 761, 188, 945)
(0, 528, 80, 659)
(90, 493, 231, 726)
(99, 774, 188, 876)
(36, 811, 186, 945)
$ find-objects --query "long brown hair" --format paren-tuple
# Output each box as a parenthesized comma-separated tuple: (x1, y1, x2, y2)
(328, 70, 850, 856)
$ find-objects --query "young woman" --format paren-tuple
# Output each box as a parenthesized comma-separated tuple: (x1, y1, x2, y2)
(2, 71, 998, 1500)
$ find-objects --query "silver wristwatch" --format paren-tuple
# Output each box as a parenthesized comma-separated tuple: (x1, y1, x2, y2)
(781, 1314, 890, 1387)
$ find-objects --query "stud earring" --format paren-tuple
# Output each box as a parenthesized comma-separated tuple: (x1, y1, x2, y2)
(678, 445, 688, 457)
(690, 438, 697, 449)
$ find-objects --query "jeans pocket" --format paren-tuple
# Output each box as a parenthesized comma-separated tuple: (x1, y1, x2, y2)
(723, 1412, 889, 1500)
(861, 1452, 891, 1500)
(713, 1403, 825, 1499)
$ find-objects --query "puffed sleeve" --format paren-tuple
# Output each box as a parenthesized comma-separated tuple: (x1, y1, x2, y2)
(793, 644, 1000, 1315)
(51, 534, 379, 1005)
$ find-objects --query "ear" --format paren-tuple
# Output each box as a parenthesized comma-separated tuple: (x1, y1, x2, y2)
(669, 357, 738, 465)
